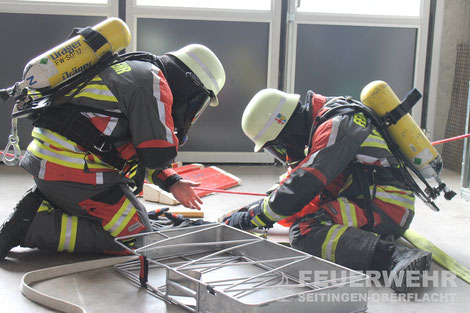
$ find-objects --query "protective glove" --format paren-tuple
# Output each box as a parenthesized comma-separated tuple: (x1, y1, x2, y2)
(223, 211, 255, 230)
(223, 198, 277, 230)
(148, 207, 170, 220)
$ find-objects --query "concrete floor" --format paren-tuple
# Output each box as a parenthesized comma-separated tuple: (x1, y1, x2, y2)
(0, 164, 469, 312)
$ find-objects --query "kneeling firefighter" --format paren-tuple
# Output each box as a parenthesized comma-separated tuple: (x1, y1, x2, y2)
(224, 87, 452, 292)
(0, 18, 226, 258)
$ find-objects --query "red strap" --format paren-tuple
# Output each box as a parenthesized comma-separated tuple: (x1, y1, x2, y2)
(139, 255, 148, 286)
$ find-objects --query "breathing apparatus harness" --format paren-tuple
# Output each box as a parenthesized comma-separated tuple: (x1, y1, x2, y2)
(305, 89, 456, 215)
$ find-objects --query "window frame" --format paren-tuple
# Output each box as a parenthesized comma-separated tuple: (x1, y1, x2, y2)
(0, 0, 117, 16)
(296, 0, 422, 17)
(125, 0, 282, 163)
(135, 0, 272, 11)
(284, 0, 430, 126)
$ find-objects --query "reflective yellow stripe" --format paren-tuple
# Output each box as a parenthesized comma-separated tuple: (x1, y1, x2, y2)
(252, 216, 266, 227)
(58, 214, 77, 253)
(74, 92, 118, 102)
(339, 201, 349, 226)
(375, 193, 415, 211)
(74, 83, 117, 102)
(32, 128, 80, 152)
(361, 139, 388, 149)
(349, 203, 358, 227)
(339, 200, 358, 227)
(360, 132, 390, 150)
(65, 76, 103, 96)
(83, 84, 110, 90)
(369, 132, 384, 141)
(31, 128, 113, 170)
(380, 185, 410, 193)
(321, 225, 348, 262)
(375, 186, 415, 211)
(58, 214, 68, 252)
(103, 199, 132, 232)
(68, 216, 78, 253)
(111, 209, 137, 237)
(37, 200, 54, 213)
(28, 140, 112, 170)
(27, 143, 90, 169)
(146, 169, 156, 185)
(262, 197, 287, 222)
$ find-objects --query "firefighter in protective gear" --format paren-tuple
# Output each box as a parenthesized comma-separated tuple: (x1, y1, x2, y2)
(225, 88, 432, 293)
(0, 44, 226, 259)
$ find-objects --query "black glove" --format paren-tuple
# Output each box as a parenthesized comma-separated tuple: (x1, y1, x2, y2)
(223, 211, 255, 230)
(148, 207, 170, 220)
(222, 198, 276, 230)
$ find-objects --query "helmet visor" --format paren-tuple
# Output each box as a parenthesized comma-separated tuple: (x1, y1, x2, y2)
(187, 90, 214, 126)
(263, 144, 288, 164)
(185, 71, 216, 125)
(263, 138, 305, 166)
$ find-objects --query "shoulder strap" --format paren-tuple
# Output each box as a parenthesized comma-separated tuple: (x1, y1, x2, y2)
(307, 97, 358, 149)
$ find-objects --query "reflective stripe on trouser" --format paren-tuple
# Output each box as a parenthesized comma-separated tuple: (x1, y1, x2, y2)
(289, 190, 414, 270)
(290, 222, 379, 270)
(321, 190, 414, 238)
(77, 184, 149, 238)
(23, 200, 129, 254)
(320, 197, 369, 229)
(27, 178, 150, 254)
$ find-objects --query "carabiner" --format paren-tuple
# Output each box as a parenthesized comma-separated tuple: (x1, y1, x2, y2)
(3, 108, 21, 166)
(3, 134, 21, 166)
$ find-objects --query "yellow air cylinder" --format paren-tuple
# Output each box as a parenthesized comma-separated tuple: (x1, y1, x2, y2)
(360, 80, 442, 179)
(21, 17, 131, 90)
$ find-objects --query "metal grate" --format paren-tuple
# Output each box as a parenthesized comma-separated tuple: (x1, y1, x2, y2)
(114, 224, 369, 313)
(442, 44, 470, 172)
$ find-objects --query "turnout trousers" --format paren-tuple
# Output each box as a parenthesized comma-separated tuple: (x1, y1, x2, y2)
(288, 185, 415, 270)
(21, 177, 151, 255)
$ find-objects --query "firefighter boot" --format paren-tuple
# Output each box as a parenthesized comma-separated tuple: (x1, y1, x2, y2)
(0, 186, 43, 260)
(388, 244, 432, 293)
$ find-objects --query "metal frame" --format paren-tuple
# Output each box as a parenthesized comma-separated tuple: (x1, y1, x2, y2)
(283, 0, 431, 127)
(115, 224, 369, 313)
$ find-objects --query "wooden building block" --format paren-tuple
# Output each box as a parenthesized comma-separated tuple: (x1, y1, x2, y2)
(143, 184, 179, 205)
(171, 211, 205, 218)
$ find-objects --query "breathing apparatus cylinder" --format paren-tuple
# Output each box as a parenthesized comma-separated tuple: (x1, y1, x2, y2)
(20, 17, 131, 90)
(360, 80, 442, 179)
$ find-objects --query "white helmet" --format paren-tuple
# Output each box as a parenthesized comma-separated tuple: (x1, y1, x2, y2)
(242, 88, 300, 152)
(168, 44, 226, 107)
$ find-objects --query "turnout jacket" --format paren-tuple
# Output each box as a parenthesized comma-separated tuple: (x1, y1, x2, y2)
(20, 60, 182, 190)
(253, 92, 414, 228)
